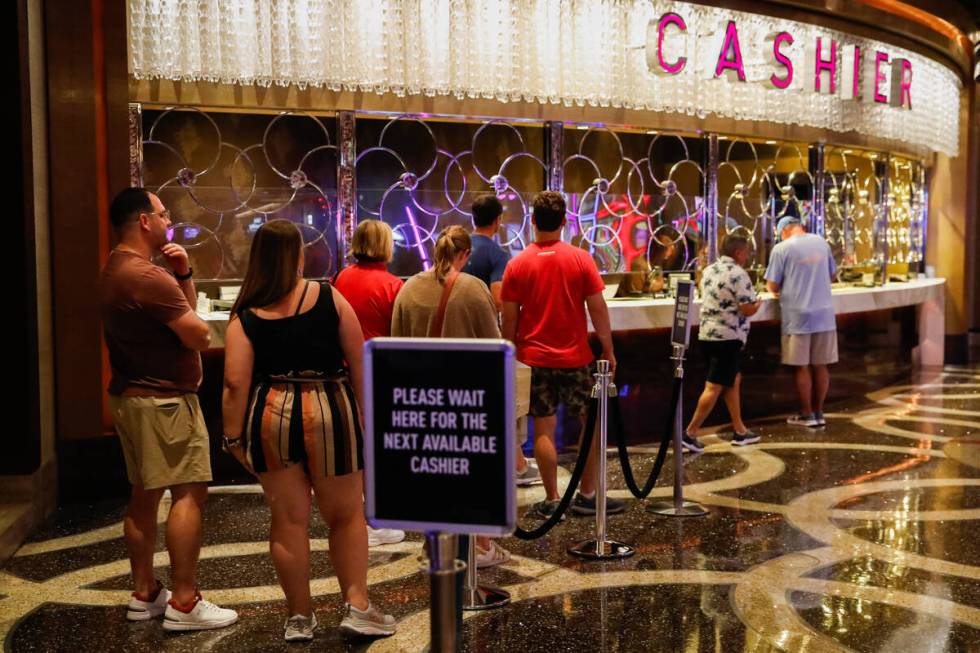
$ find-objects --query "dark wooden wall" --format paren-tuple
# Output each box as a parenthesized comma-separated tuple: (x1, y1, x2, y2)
(6, 0, 40, 475)
(45, 0, 129, 442)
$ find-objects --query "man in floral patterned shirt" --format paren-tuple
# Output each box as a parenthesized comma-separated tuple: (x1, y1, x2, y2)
(683, 233, 762, 451)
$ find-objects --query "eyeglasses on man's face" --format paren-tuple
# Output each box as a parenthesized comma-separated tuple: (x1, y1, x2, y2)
(145, 209, 172, 222)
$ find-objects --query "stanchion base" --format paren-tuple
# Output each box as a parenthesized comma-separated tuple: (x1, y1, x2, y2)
(567, 539, 636, 559)
(462, 584, 511, 611)
(646, 500, 709, 517)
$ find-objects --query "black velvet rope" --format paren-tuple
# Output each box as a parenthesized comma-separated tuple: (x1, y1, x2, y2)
(512, 397, 598, 540)
(612, 376, 682, 499)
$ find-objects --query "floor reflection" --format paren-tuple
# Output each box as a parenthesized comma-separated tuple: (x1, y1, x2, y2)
(1, 366, 978, 651)
(461, 585, 759, 653)
(793, 590, 979, 653)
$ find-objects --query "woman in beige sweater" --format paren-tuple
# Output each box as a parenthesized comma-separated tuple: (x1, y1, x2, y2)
(390, 225, 509, 566)
(391, 225, 499, 339)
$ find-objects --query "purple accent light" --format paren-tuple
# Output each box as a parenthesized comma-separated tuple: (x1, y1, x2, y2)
(404, 206, 431, 270)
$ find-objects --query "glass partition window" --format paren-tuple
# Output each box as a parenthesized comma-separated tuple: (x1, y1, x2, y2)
(141, 109, 340, 280)
(825, 147, 883, 277)
(136, 106, 925, 285)
(357, 117, 705, 279)
(823, 147, 925, 280)
(354, 116, 545, 277)
(887, 155, 926, 276)
(562, 127, 704, 276)
(717, 138, 812, 283)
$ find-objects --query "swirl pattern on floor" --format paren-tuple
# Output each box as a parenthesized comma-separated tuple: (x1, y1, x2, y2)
(1, 366, 977, 652)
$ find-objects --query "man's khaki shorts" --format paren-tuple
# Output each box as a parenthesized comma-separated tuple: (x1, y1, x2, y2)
(109, 394, 213, 490)
(781, 331, 839, 366)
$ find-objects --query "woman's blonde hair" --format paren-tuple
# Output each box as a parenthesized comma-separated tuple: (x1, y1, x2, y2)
(352, 219, 394, 263)
(433, 225, 471, 283)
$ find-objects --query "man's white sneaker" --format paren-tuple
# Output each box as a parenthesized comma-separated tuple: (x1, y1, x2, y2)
(367, 526, 406, 547)
(126, 582, 171, 621)
(339, 602, 396, 637)
(284, 613, 317, 642)
(163, 594, 239, 631)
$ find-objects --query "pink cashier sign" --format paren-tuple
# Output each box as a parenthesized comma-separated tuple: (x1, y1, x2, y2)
(646, 12, 914, 110)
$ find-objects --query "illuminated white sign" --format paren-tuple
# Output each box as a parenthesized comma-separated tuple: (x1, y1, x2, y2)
(128, 0, 962, 155)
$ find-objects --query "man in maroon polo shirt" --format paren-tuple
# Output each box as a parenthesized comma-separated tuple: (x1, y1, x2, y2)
(102, 187, 237, 631)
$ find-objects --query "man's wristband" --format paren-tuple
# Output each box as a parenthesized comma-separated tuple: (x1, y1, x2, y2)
(174, 267, 193, 281)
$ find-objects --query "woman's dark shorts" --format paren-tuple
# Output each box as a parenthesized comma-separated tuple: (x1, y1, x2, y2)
(700, 339, 743, 387)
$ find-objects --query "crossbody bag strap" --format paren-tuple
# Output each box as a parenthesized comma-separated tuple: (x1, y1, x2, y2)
(428, 270, 459, 338)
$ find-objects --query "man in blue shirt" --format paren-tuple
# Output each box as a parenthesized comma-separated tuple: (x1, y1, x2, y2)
(464, 194, 541, 487)
(765, 216, 838, 427)
(463, 194, 511, 311)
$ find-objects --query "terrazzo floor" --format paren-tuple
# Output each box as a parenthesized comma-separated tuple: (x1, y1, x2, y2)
(2, 365, 978, 652)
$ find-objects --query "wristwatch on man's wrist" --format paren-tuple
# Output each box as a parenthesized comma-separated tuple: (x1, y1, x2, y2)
(174, 267, 193, 281)
(222, 435, 243, 452)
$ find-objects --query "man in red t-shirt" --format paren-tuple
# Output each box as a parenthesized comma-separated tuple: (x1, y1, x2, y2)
(501, 191, 624, 519)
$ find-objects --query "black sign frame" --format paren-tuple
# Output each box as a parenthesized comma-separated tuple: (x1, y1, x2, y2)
(671, 279, 695, 347)
(363, 338, 516, 536)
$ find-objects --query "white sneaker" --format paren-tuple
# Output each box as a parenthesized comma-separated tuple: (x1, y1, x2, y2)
(367, 526, 406, 547)
(339, 602, 396, 637)
(475, 541, 511, 568)
(787, 414, 819, 427)
(126, 582, 171, 621)
(284, 613, 317, 642)
(163, 594, 239, 631)
(515, 461, 542, 486)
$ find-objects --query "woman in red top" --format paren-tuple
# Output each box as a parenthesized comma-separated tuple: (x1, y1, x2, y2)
(333, 219, 406, 549)
(334, 220, 404, 340)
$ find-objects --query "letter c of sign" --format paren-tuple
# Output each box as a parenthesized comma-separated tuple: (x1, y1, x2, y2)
(658, 13, 687, 75)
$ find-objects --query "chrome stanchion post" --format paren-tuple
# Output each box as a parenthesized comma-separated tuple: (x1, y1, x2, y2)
(426, 532, 463, 653)
(596, 360, 609, 551)
(461, 535, 510, 611)
(648, 345, 708, 517)
(671, 345, 684, 512)
(668, 345, 689, 514)
(569, 360, 635, 559)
